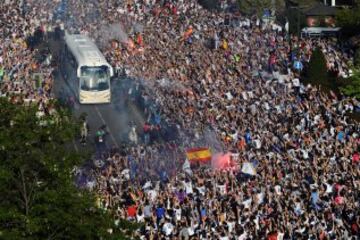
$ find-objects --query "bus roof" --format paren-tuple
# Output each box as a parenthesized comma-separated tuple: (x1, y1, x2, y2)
(64, 33, 110, 68)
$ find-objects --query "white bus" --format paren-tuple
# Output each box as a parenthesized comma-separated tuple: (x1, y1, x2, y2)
(62, 33, 114, 104)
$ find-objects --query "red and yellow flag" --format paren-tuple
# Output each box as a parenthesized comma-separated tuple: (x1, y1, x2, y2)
(186, 147, 211, 162)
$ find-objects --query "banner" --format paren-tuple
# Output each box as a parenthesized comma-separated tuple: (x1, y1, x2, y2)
(186, 147, 211, 162)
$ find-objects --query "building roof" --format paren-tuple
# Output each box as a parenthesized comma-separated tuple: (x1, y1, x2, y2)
(305, 4, 337, 16)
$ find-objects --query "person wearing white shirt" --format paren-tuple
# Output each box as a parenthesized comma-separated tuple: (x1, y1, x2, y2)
(197, 185, 206, 196)
(242, 197, 252, 209)
(273, 184, 281, 194)
(174, 206, 182, 222)
(254, 138, 261, 149)
(182, 179, 193, 194)
(238, 228, 247, 240)
(162, 220, 174, 236)
(292, 78, 300, 87)
(136, 210, 145, 223)
(147, 189, 158, 202)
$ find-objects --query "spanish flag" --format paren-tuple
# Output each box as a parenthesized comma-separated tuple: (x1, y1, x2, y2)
(186, 147, 211, 162)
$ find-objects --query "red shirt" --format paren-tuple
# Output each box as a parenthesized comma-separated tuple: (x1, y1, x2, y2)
(268, 232, 278, 240)
(172, 6, 177, 15)
(334, 196, 344, 205)
(352, 152, 359, 164)
(127, 205, 137, 218)
(137, 34, 143, 46)
(143, 124, 151, 132)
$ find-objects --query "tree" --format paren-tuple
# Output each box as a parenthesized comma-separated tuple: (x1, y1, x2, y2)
(340, 69, 360, 98)
(0, 98, 134, 239)
(197, 0, 220, 11)
(284, 7, 307, 35)
(237, 0, 285, 16)
(336, 2, 360, 37)
(304, 48, 329, 86)
(354, 48, 360, 68)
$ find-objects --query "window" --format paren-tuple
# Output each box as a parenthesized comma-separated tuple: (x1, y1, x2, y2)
(80, 66, 110, 91)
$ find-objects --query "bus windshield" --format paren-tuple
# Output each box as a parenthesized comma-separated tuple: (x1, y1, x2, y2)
(80, 66, 110, 91)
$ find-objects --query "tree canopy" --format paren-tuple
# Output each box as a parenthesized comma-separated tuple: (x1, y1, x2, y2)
(0, 98, 132, 239)
(336, 1, 360, 37)
(304, 48, 330, 87)
(340, 69, 360, 98)
(237, 0, 285, 16)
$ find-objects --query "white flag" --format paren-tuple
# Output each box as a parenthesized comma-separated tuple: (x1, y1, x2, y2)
(182, 159, 192, 176)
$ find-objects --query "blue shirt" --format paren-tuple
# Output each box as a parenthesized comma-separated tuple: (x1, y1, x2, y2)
(154, 114, 161, 125)
(337, 131, 344, 142)
(311, 191, 318, 205)
(245, 132, 251, 144)
(201, 208, 206, 217)
(156, 207, 165, 219)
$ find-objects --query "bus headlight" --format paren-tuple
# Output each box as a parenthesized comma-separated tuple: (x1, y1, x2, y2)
(105, 93, 111, 102)
(79, 92, 88, 102)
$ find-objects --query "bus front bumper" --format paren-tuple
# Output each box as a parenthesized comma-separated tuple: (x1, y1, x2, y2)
(79, 91, 111, 104)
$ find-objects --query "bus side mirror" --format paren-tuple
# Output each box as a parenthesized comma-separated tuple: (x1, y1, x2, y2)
(109, 68, 114, 77)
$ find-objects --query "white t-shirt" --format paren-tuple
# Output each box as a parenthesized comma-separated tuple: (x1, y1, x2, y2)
(256, 192, 264, 204)
(227, 221, 235, 233)
(175, 207, 182, 221)
(302, 149, 309, 159)
(197, 186, 206, 196)
(162, 222, 174, 236)
(183, 181, 193, 194)
(137, 214, 145, 223)
(217, 184, 227, 195)
(325, 183, 333, 193)
(239, 232, 247, 240)
(254, 139, 261, 149)
(188, 226, 195, 236)
(243, 198, 252, 209)
(292, 78, 300, 87)
(147, 189, 158, 202)
(275, 185, 282, 195)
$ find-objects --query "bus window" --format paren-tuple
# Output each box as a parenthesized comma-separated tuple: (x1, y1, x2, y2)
(80, 66, 110, 91)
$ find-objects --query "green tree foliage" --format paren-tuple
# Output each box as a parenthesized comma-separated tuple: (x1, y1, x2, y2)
(0, 99, 132, 239)
(285, 8, 307, 35)
(340, 69, 360, 98)
(354, 48, 360, 68)
(237, 0, 285, 16)
(336, 2, 360, 37)
(304, 48, 333, 88)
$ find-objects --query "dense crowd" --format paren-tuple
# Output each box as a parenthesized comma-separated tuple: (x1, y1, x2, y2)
(0, 1, 57, 117)
(1, 0, 360, 239)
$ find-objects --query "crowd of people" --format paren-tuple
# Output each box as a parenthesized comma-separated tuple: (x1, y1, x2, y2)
(1, 0, 360, 239)
(0, 1, 58, 118)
